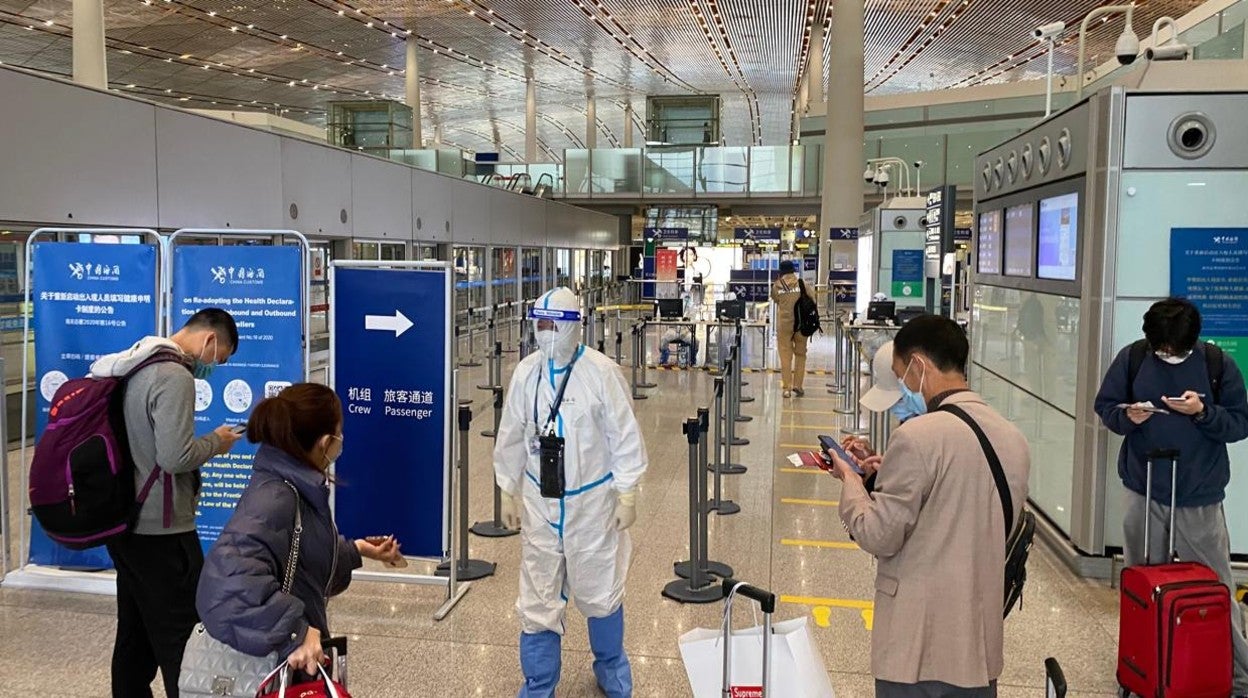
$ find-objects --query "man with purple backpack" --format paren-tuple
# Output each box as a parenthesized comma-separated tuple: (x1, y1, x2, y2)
(91, 309, 242, 697)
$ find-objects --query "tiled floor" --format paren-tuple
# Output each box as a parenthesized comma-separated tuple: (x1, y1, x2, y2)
(0, 331, 1133, 697)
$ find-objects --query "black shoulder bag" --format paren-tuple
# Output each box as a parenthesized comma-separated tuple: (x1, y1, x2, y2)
(937, 404, 1035, 619)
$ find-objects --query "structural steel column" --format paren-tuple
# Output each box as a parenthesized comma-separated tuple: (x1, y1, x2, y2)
(72, 0, 107, 90)
(623, 101, 634, 148)
(818, 0, 865, 284)
(809, 19, 825, 107)
(586, 95, 598, 150)
(406, 36, 424, 147)
(526, 78, 537, 162)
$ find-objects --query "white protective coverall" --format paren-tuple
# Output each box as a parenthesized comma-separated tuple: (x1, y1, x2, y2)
(494, 287, 648, 697)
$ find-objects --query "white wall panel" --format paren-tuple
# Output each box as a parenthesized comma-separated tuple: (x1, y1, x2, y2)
(351, 155, 412, 239)
(155, 109, 283, 229)
(0, 68, 158, 227)
(412, 171, 453, 243)
(490, 192, 545, 247)
(281, 138, 352, 237)
(450, 179, 490, 245)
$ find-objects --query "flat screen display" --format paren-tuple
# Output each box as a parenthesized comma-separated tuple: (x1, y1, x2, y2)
(1004, 203, 1035, 277)
(976, 210, 1002, 275)
(1037, 193, 1079, 281)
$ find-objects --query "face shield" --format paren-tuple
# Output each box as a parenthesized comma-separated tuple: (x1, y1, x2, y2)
(529, 288, 583, 365)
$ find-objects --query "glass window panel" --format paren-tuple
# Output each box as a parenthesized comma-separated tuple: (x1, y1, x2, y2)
(491, 247, 518, 305)
(1180, 15, 1221, 46)
(698, 147, 748, 194)
(521, 248, 543, 301)
(453, 246, 486, 318)
(589, 149, 642, 194)
(644, 149, 696, 194)
(1195, 24, 1244, 59)
(748, 146, 794, 194)
(1224, 0, 1248, 29)
(564, 150, 592, 195)
(971, 285, 1081, 415)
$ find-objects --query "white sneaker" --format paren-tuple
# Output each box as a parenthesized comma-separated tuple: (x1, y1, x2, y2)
(783, 390, 792, 398)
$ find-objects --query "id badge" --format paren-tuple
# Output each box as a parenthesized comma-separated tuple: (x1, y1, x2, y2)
(528, 434, 542, 456)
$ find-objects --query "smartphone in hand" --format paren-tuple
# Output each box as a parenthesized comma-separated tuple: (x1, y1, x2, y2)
(817, 435, 864, 475)
(230, 424, 247, 435)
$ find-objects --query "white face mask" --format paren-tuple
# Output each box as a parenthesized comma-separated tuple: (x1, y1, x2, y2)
(534, 320, 579, 364)
(1156, 350, 1192, 365)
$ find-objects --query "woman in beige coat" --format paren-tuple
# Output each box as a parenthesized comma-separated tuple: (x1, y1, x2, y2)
(770, 260, 808, 397)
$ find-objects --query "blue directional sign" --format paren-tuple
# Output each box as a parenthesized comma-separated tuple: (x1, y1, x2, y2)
(29, 242, 159, 569)
(832, 227, 859, 240)
(643, 227, 689, 242)
(734, 227, 782, 242)
(332, 267, 451, 558)
(172, 245, 304, 550)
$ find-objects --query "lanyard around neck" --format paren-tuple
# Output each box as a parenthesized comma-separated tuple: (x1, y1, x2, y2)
(533, 345, 584, 432)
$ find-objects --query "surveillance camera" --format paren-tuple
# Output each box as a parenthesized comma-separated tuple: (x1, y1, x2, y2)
(914, 160, 925, 169)
(863, 167, 877, 183)
(873, 169, 891, 186)
(1116, 30, 1140, 65)
(1033, 21, 1066, 40)
(1146, 43, 1190, 61)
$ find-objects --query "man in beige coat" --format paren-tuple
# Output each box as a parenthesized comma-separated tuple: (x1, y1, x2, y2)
(828, 315, 1029, 697)
(770, 259, 808, 397)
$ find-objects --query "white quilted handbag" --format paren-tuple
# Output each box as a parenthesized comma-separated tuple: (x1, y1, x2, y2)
(179, 483, 302, 697)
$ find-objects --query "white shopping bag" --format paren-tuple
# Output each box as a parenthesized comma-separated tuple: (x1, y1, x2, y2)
(678, 616, 835, 698)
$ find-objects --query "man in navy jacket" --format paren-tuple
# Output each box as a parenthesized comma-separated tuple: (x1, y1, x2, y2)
(1094, 297, 1248, 696)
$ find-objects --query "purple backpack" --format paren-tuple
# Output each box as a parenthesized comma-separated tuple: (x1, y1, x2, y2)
(29, 353, 187, 550)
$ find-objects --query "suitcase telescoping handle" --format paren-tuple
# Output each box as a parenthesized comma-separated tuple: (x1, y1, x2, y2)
(720, 578, 775, 698)
(1144, 448, 1180, 563)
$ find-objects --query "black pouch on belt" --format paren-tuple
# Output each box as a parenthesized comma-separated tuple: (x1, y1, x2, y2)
(539, 434, 566, 499)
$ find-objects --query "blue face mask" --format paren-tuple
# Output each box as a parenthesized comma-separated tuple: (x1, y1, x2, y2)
(889, 398, 922, 423)
(896, 358, 928, 418)
(192, 337, 218, 380)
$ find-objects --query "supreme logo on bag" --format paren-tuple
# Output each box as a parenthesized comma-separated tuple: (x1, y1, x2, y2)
(731, 687, 763, 698)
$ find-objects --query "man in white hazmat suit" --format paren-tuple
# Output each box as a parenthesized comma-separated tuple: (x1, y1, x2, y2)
(494, 286, 648, 698)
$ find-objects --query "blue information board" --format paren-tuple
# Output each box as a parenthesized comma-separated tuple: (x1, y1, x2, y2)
(892, 249, 925, 299)
(831, 227, 859, 241)
(30, 242, 159, 568)
(1171, 228, 1248, 366)
(734, 227, 781, 242)
(172, 246, 304, 550)
(332, 267, 451, 557)
(644, 227, 689, 242)
(729, 270, 772, 302)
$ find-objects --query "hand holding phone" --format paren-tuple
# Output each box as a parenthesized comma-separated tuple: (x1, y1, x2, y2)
(230, 424, 247, 435)
(818, 435, 864, 476)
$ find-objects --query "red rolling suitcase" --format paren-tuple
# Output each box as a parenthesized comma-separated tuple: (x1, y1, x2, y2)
(1117, 449, 1233, 698)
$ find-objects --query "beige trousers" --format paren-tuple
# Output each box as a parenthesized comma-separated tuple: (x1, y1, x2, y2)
(777, 330, 809, 390)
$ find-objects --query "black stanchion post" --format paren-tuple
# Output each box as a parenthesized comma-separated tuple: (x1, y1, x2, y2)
(721, 347, 750, 454)
(662, 417, 722, 604)
(478, 318, 499, 390)
(503, 302, 518, 354)
(460, 308, 482, 368)
(734, 321, 755, 415)
(437, 406, 496, 579)
(708, 375, 741, 515)
(597, 310, 606, 353)
(471, 386, 519, 538)
(674, 408, 733, 581)
(630, 323, 648, 401)
(637, 319, 657, 389)
(614, 330, 623, 365)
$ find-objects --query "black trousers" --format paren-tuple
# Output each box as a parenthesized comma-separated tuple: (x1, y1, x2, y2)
(107, 532, 203, 698)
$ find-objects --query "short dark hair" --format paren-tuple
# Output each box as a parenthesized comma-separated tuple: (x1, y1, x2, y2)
(1143, 298, 1201, 354)
(893, 314, 969, 374)
(183, 308, 239, 356)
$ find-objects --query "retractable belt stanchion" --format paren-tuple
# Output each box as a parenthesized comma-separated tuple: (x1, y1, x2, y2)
(733, 322, 754, 416)
(722, 347, 749, 450)
(834, 320, 854, 414)
(663, 412, 728, 604)
(708, 375, 741, 515)
(481, 367, 502, 436)
(840, 332, 869, 440)
(596, 310, 607, 354)
(503, 302, 518, 354)
(674, 408, 732, 584)
(828, 312, 845, 392)
(478, 315, 500, 390)
(471, 386, 519, 538)
(460, 308, 482, 368)
(436, 405, 497, 580)
(630, 323, 648, 401)
(637, 319, 657, 389)
(614, 327, 624, 365)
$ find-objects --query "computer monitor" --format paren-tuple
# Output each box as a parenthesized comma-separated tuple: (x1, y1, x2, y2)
(656, 298, 684, 319)
(867, 300, 896, 323)
(716, 299, 745, 320)
(895, 307, 924, 326)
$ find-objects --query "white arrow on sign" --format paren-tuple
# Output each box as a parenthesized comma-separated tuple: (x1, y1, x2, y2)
(365, 310, 414, 338)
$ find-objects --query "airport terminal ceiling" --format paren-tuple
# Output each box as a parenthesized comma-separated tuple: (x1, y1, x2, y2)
(0, 0, 1205, 155)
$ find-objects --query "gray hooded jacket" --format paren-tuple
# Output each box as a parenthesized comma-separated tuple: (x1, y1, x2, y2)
(90, 336, 222, 535)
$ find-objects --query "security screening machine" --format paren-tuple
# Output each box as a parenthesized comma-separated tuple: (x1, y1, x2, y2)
(436, 405, 497, 580)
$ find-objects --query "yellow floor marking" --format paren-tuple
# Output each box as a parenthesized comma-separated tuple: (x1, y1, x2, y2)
(781, 595, 873, 610)
(780, 539, 860, 550)
(779, 443, 815, 449)
(779, 467, 826, 475)
(861, 609, 874, 630)
(780, 498, 839, 506)
(812, 606, 832, 628)
(780, 410, 844, 416)
(781, 423, 855, 431)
